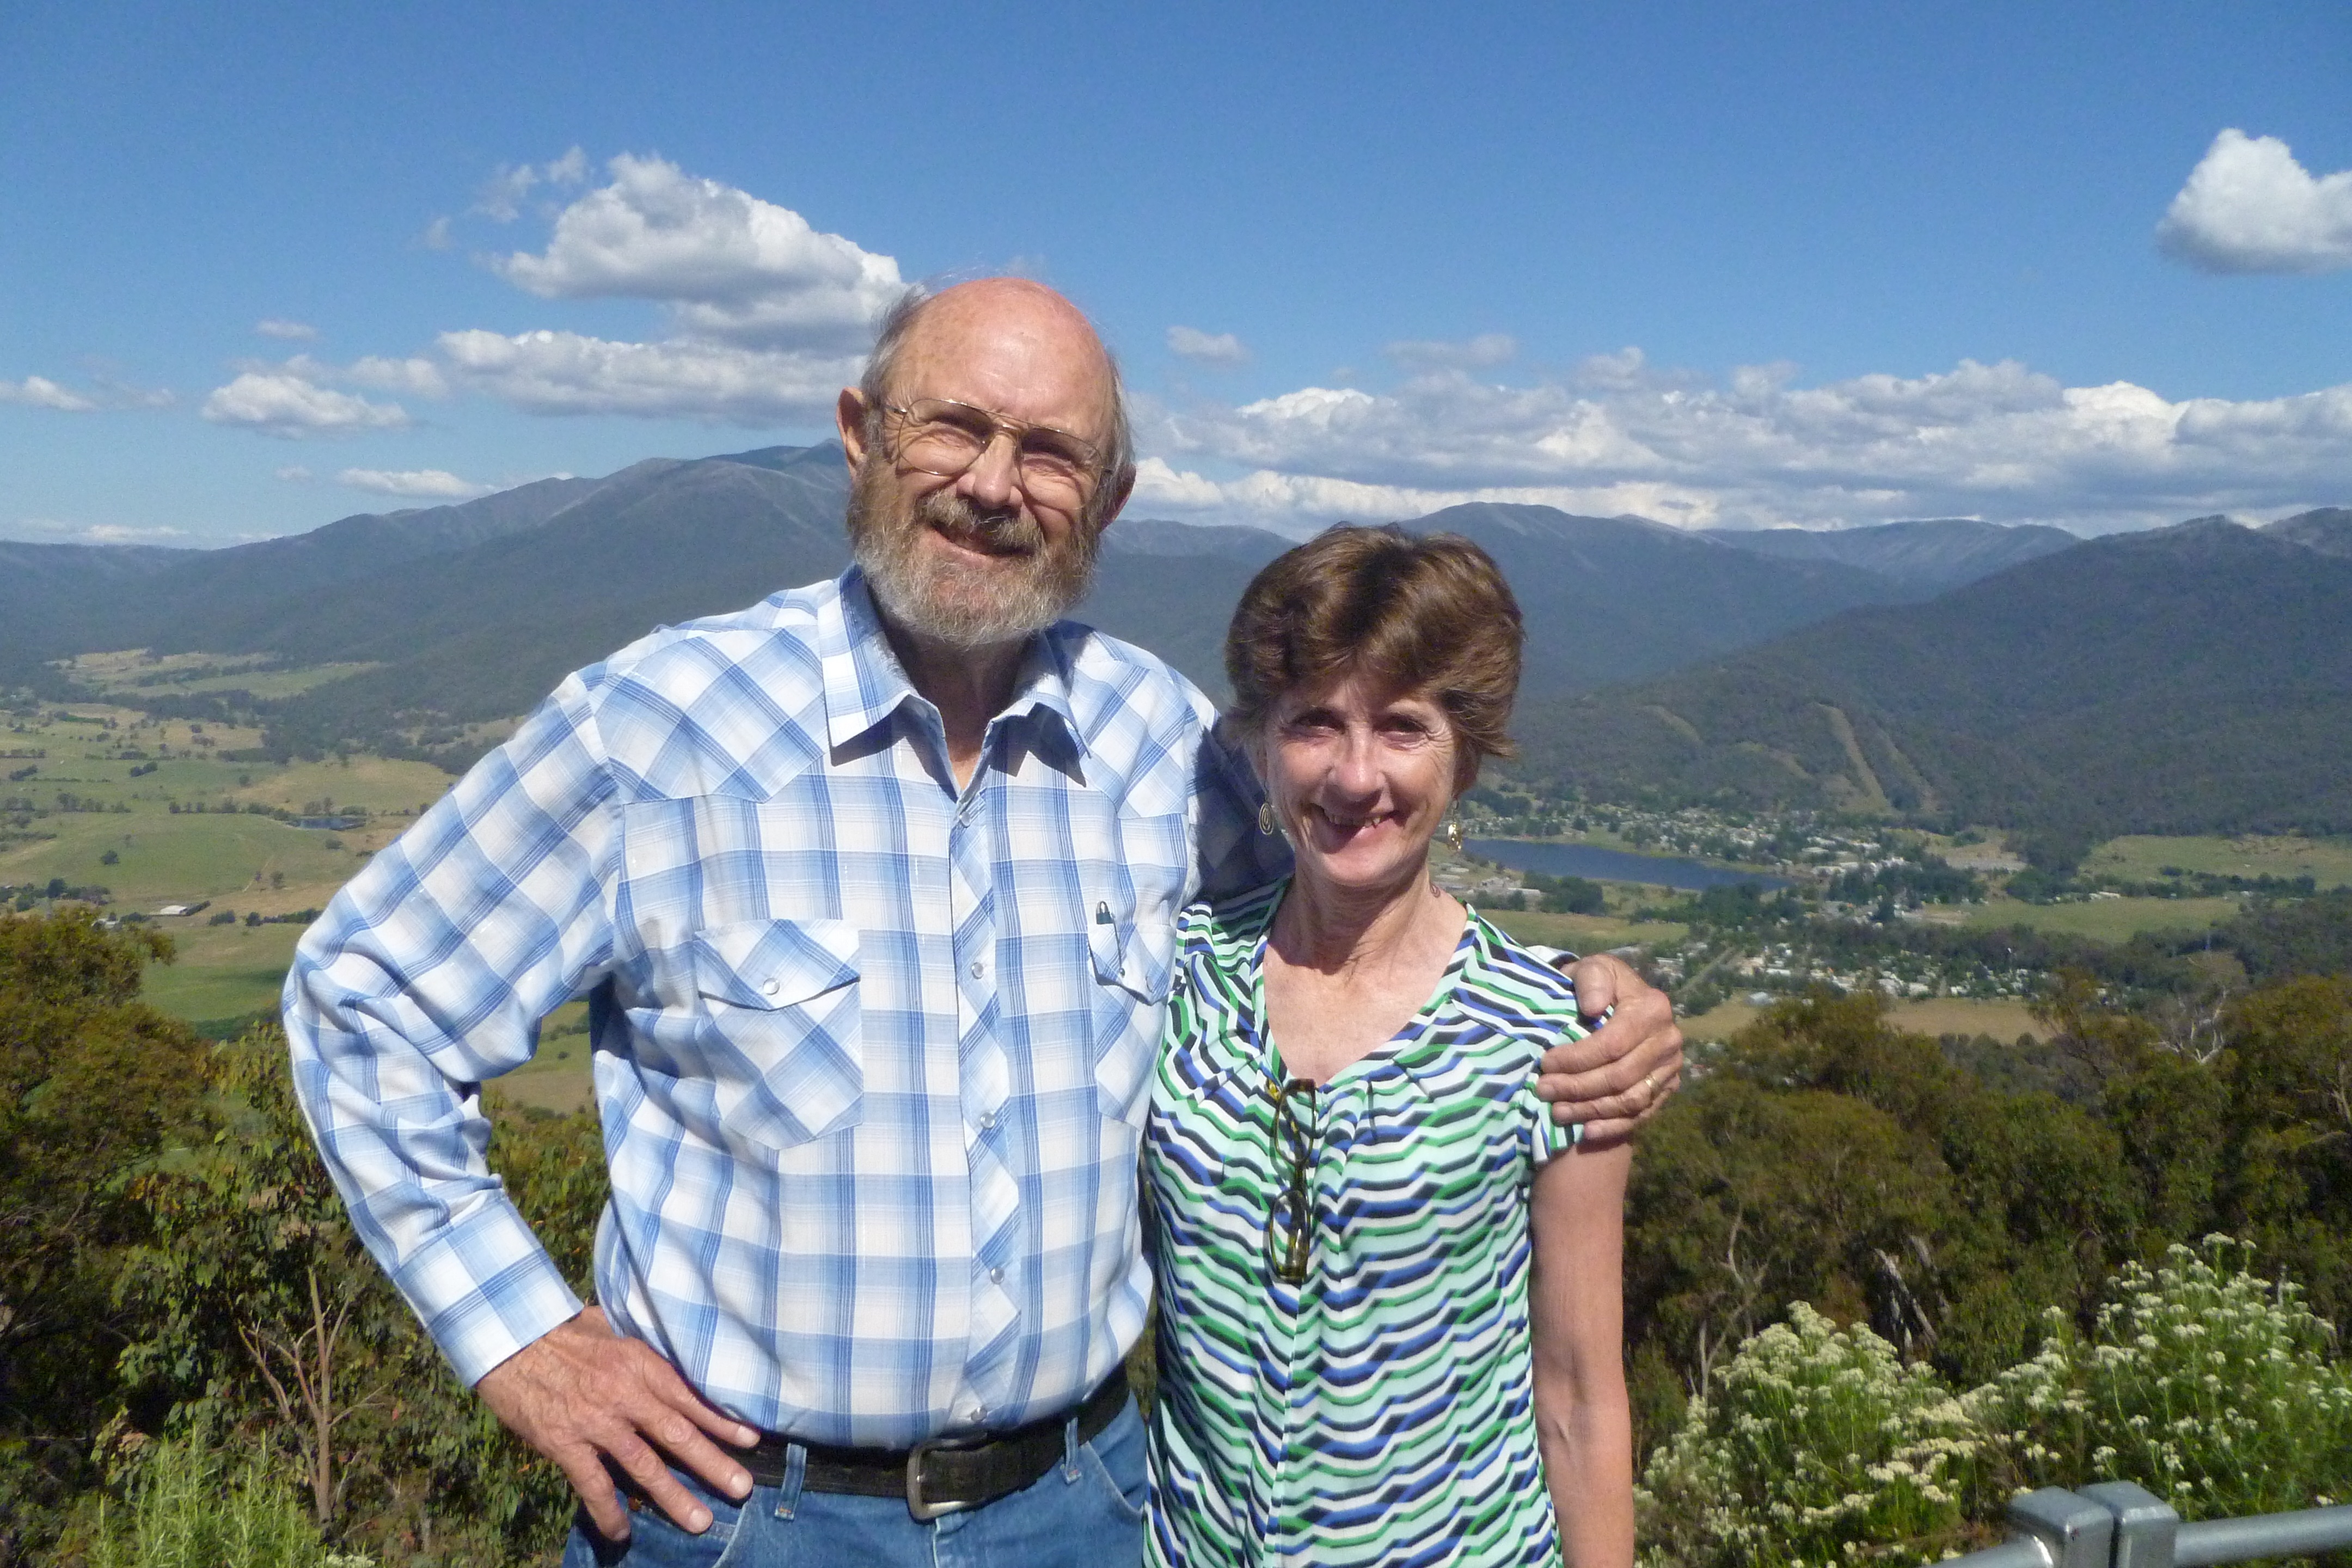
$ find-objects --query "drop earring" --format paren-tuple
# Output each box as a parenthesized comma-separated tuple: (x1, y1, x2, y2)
(1444, 817, 1464, 852)
(1258, 800, 1278, 836)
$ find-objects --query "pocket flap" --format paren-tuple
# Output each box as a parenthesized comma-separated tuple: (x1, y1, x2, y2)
(694, 918, 860, 1010)
(1091, 916, 1175, 1006)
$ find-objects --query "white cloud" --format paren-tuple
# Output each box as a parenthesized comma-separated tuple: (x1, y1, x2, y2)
(436, 327, 857, 424)
(335, 467, 495, 500)
(491, 154, 903, 350)
(475, 148, 586, 222)
(1167, 326, 1250, 366)
(1385, 333, 1517, 370)
(275, 465, 313, 482)
(2157, 129, 2352, 274)
(256, 318, 318, 340)
(419, 216, 454, 251)
(1141, 355, 2352, 534)
(345, 354, 450, 398)
(0, 375, 97, 412)
(200, 371, 411, 437)
(8, 517, 188, 545)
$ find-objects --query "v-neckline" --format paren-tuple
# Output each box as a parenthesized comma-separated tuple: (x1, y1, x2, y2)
(1251, 885, 1478, 1089)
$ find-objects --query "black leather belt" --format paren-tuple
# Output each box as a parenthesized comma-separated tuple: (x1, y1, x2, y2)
(741, 1373, 1129, 1521)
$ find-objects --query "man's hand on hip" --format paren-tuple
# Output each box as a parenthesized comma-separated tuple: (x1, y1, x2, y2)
(475, 1306, 758, 1540)
(1536, 952, 1685, 1145)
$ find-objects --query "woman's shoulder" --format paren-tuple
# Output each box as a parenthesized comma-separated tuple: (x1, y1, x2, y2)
(1460, 908, 1589, 1033)
(1177, 878, 1285, 950)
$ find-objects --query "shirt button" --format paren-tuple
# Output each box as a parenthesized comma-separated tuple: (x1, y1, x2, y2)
(761, 979, 779, 997)
(989, 1265, 1003, 1284)
(968, 960, 985, 979)
(978, 1111, 996, 1131)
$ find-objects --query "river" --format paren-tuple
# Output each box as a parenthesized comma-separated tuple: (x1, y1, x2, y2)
(1463, 838, 1790, 892)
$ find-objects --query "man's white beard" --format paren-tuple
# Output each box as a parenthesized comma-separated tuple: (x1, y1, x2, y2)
(848, 459, 1100, 651)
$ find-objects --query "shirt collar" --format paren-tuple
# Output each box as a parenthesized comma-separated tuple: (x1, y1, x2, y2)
(819, 567, 1085, 759)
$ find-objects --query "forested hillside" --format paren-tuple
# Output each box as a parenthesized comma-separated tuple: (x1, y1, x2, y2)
(1515, 516, 2352, 848)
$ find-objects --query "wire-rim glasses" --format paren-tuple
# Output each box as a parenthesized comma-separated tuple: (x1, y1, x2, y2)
(881, 397, 1104, 513)
(1266, 1076, 1319, 1285)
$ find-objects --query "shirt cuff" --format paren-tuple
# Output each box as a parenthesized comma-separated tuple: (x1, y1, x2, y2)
(389, 1189, 586, 1387)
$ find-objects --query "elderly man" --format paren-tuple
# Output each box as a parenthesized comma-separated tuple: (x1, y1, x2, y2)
(285, 278, 1682, 1567)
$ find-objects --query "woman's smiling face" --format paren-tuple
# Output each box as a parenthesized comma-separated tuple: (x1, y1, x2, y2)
(1261, 670, 1463, 898)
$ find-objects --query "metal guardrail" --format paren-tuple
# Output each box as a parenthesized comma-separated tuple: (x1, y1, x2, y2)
(1944, 1483, 2352, 1568)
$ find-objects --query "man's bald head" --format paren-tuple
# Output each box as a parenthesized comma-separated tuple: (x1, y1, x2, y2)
(858, 279, 1134, 506)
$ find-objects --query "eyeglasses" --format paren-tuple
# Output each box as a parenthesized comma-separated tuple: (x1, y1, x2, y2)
(1266, 1077, 1319, 1285)
(881, 397, 1105, 514)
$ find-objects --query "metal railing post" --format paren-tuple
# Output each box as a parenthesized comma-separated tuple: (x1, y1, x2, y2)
(2010, 1489, 2115, 1568)
(2082, 1481, 2179, 1568)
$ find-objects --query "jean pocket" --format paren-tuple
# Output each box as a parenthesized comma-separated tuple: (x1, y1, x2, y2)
(1078, 1400, 1149, 1524)
(692, 918, 863, 1154)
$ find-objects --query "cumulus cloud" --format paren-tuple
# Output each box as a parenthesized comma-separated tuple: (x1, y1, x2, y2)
(2158, 129, 2352, 274)
(335, 467, 495, 499)
(436, 327, 857, 424)
(256, 318, 318, 340)
(1141, 355, 2352, 534)
(476, 146, 590, 222)
(491, 154, 903, 350)
(1167, 326, 1250, 366)
(1385, 333, 1517, 371)
(200, 371, 410, 437)
(0, 375, 97, 412)
(344, 355, 450, 398)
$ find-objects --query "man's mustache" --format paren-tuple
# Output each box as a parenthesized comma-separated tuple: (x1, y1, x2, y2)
(916, 490, 1045, 557)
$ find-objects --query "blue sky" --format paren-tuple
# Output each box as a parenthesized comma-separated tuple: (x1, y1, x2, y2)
(3, 0, 2347, 546)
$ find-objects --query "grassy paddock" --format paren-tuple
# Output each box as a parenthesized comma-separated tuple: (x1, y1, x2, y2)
(1681, 995, 2046, 1045)
(2086, 832, 2352, 889)
(1486, 908, 1689, 953)
(140, 923, 304, 1022)
(1963, 895, 2241, 941)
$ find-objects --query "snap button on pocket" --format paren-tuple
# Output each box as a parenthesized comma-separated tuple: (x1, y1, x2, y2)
(762, 979, 780, 996)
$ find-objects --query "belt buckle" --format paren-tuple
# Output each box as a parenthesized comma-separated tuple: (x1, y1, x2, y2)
(905, 1435, 982, 1522)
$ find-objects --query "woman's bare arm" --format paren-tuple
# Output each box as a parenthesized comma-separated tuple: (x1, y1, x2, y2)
(1528, 1135, 1635, 1567)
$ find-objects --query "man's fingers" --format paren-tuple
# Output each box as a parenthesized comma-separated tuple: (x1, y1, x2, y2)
(637, 1349, 761, 1450)
(604, 1428, 716, 1534)
(643, 1410, 754, 1501)
(559, 1448, 632, 1541)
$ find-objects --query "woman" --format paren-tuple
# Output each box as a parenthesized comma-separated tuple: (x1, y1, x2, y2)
(1143, 525, 1634, 1567)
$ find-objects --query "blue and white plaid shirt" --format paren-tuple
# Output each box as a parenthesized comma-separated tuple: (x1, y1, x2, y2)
(285, 569, 1282, 1446)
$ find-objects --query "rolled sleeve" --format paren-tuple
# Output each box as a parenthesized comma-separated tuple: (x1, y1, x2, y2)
(285, 673, 619, 1384)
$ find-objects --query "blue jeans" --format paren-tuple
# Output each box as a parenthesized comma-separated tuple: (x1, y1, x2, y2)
(561, 1397, 1147, 1568)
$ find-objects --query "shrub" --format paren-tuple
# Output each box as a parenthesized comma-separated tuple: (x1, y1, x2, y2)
(81, 1419, 365, 1568)
(1637, 1303, 1980, 1567)
(1973, 1238, 2352, 1517)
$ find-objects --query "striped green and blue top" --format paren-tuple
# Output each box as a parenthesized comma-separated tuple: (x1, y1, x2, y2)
(1143, 880, 1584, 1566)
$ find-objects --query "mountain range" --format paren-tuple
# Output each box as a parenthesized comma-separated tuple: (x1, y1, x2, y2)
(1515, 516, 2352, 846)
(5, 442, 2345, 840)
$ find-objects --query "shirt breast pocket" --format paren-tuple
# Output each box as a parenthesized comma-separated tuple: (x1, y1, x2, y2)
(1088, 905, 1176, 1129)
(691, 917, 863, 1156)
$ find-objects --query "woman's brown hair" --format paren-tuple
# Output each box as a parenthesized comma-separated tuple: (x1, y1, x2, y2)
(1224, 524, 1523, 787)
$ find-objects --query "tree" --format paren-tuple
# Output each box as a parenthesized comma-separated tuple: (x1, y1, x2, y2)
(0, 910, 208, 1561)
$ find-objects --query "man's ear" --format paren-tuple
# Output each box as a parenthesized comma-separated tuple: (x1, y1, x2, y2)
(1094, 463, 1137, 533)
(837, 388, 869, 473)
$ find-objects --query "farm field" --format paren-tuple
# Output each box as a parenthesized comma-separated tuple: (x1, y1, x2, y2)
(4, 700, 458, 1024)
(1962, 895, 2241, 941)
(53, 649, 382, 701)
(142, 921, 304, 1025)
(1487, 908, 1689, 953)
(2084, 832, 2352, 889)
(1680, 995, 2045, 1045)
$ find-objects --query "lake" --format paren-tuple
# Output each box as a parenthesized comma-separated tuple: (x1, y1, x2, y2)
(1464, 838, 1790, 892)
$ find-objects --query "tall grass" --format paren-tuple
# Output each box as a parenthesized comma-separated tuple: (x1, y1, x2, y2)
(86, 1421, 367, 1568)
